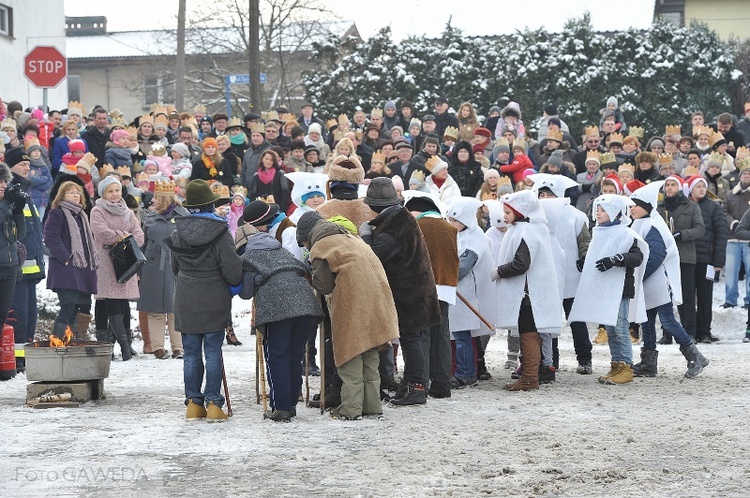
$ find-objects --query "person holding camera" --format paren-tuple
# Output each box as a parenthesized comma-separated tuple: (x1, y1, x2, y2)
(0, 161, 27, 352)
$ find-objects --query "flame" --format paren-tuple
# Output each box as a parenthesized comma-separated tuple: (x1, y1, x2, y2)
(63, 327, 73, 345)
(49, 335, 64, 347)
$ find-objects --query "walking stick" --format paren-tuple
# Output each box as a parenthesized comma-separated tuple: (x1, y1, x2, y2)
(257, 329, 269, 414)
(253, 302, 260, 405)
(456, 291, 495, 331)
(220, 350, 233, 417)
(319, 300, 326, 415)
(304, 340, 310, 405)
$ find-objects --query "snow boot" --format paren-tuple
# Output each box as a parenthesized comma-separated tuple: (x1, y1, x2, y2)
(657, 333, 673, 345)
(389, 383, 426, 406)
(506, 332, 540, 391)
(505, 350, 519, 370)
(139, 311, 152, 354)
(680, 343, 709, 378)
(593, 326, 608, 345)
(538, 365, 556, 384)
(308, 385, 341, 408)
(606, 362, 633, 384)
(598, 361, 621, 384)
(108, 314, 132, 361)
(576, 362, 593, 375)
(185, 400, 207, 420)
(632, 348, 658, 377)
(75, 313, 92, 340)
(206, 401, 228, 422)
(264, 409, 292, 422)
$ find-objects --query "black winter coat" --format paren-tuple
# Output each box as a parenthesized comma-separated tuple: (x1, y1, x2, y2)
(657, 192, 705, 265)
(694, 196, 728, 268)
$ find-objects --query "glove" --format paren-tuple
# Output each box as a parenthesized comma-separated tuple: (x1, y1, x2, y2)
(581, 183, 592, 193)
(673, 232, 682, 242)
(595, 257, 616, 272)
(358, 222, 373, 240)
(576, 257, 585, 272)
(4, 183, 28, 215)
(490, 268, 500, 282)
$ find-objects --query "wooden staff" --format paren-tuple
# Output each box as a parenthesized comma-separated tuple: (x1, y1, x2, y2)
(456, 291, 495, 331)
(220, 351, 233, 417)
(304, 340, 310, 406)
(319, 295, 326, 415)
(253, 303, 260, 405)
(257, 330, 268, 414)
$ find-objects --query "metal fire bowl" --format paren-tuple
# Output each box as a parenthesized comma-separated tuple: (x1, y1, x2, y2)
(24, 341, 113, 382)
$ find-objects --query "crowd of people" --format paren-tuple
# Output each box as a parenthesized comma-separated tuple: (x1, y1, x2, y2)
(1, 94, 749, 422)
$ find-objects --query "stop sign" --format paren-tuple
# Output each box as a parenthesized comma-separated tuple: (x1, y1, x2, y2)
(24, 46, 67, 88)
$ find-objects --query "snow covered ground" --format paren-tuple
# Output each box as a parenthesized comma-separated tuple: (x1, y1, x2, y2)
(1, 284, 750, 497)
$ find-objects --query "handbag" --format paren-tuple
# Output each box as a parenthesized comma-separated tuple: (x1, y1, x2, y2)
(109, 234, 146, 283)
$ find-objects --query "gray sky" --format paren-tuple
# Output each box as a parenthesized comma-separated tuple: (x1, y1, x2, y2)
(64, 0, 655, 40)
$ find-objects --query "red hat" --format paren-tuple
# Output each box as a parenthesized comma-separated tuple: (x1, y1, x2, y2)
(686, 175, 707, 192)
(68, 139, 86, 153)
(623, 179, 646, 196)
(472, 144, 485, 154)
(664, 174, 684, 187)
(473, 127, 491, 140)
(601, 173, 623, 194)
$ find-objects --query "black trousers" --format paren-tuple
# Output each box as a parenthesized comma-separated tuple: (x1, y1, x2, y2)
(694, 263, 715, 339)
(562, 297, 592, 365)
(400, 329, 427, 385)
(677, 263, 696, 338)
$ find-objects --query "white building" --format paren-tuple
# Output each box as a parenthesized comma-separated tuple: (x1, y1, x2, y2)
(0, 0, 67, 110)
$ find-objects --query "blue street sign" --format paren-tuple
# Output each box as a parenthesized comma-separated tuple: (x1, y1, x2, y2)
(224, 73, 267, 115)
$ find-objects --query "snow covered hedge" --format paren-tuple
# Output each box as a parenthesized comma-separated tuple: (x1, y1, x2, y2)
(302, 15, 739, 139)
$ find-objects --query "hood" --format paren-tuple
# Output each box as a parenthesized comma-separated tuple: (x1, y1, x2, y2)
(246, 232, 282, 251)
(167, 215, 229, 264)
(309, 220, 348, 247)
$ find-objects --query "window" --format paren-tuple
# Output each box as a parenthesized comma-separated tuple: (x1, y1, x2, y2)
(68, 75, 81, 103)
(143, 73, 175, 108)
(658, 11, 683, 27)
(0, 4, 13, 38)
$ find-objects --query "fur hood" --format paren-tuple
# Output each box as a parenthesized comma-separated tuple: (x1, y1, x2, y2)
(543, 141, 571, 154)
(540, 161, 576, 176)
(327, 154, 365, 184)
(0, 163, 11, 184)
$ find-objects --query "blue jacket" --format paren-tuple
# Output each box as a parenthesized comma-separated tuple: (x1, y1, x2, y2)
(642, 225, 666, 281)
(11, 175, 45, 281)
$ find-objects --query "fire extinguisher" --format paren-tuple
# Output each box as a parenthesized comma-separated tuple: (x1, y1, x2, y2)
(0, 323, 16, 381)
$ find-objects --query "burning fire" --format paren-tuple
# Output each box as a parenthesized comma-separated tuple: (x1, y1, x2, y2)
(48, 327, 74, 347)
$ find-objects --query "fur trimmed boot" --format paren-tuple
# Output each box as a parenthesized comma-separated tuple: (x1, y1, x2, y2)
(632, 348, 658, 377)
(505, 332, 540, 391)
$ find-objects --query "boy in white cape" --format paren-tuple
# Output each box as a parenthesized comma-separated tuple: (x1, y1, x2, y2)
(568, 194, 648, 385)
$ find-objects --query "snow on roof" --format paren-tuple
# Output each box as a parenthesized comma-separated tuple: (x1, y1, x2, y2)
(67, 21, 356, 59)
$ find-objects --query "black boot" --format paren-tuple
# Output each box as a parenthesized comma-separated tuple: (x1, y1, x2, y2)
(632, 348, 658, 377)
(389, 383, 426, 406)
(126, 327, 137, 356)
(109, 314, 132, 361)
(680, 343, 709, 378)
(538, 365, 556, 384)
(657, 334, 673, 345)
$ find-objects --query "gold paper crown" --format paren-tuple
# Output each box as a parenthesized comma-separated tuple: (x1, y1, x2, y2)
(166, 105, 177, 115)
(708, 152, 725, 165)
(600, 151, 616, 165)
(231, 185, 248, 198)
(586, 150, 601, 162)
(76, 152, 97, 171)
(372, 150, 386, 164)
(151, 142, 167, 156)
(139, 114, 154, 126)
(618, 163, 635, 175)
(150, 103, 167, 115)
(425, 155, 446, 173)
(682, 165, 699, 177)
(133, 172, 148, 185)
(332, 130, 345, 142)
(338, 113, 349, 124)
(193, 104, 207, 114)
(355, 130, 363, 141)
(410, 170, 425, 183)
(693, 125, 712, 137)
(24, 137, 41, 150)
(709, 131, 725, 147)
(211, 184, 230, 199)
(584, 125, 600, 137)
(326, 118, 338, 130)
(259, 194, 275, 204)
(67, 101, 85, 115)
(443, 126, 459, 141)
(665, 124, 681, 136)
(154, 115, 169, 128)
(370, 108, 383, 119)
(111, 117, 128, 129)
(628, 126, 644, 139)
(101, 164, 115, 175)
(126, 126, 138, 137)
(547, 129, 564, 142)
(154, 179, 176, 197)
(109, 108, 123, 120)
(116, 165, 132, 178)
(736, 146, 749, 159)
(497, 177, 512, 187)
(227, 117, 242, 128)
(249, 122, 265, 134)
(737, 157, 750, 172)
(266, 111, 280, 122)
(658, 153, 673, 165)
(608, 132, 624, 145)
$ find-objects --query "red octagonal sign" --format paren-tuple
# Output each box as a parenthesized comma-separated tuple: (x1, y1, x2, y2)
(24, 46, 67, 88)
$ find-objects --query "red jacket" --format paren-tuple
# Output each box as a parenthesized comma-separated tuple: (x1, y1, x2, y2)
(500, 152, 533, 183)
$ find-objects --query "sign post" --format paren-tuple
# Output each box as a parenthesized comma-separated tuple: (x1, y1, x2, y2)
(224, 73, 267, 116)
(24, 46, 67, 112)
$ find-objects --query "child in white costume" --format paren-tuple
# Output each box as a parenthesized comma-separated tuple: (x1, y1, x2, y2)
(445, 197, 496, 388)
(285, 172, 329, 224)
(493, 190, 562, 391)
(568, 194, 648, 385)
(628, 181, 710, 378)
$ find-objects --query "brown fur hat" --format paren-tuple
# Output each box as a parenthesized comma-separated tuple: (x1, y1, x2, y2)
(327, 154, 365, 184)
(635, 151, 658, 165)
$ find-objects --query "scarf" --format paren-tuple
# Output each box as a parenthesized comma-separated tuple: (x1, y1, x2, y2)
(202, 154, 218, 177)
(257, 166, 276, 185)
(230, 134, 245, 145)
(432, 176, 446, 189)
(95, 197, 131, 217)
(59, 200, 98, 270)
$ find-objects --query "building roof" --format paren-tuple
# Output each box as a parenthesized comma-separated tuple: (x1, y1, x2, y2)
(66, 21, 358, 60)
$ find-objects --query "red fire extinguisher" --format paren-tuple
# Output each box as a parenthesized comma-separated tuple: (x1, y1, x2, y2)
(0, 323, 16, 381)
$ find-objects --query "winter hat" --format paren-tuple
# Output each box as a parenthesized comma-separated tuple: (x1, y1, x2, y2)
(592, 193, 633, 224)
(635, 151, 658, 165)
(401, 101, 414, 111)
(404, 191, 441, 214)
(497, 177, 514, 195)
(473, 144, 486, 155)
(488, 106, 502, 116)
(97, 175, 121, 197)
(623, 179, 646, 196)
(606, 96, 619, 108)
(243, 201, 280, 226)
(409, 118, 422, 130)
(629, 180, 664, 216)
(76, 152, 97, 173)
(494, 137, 510, 154)
(307, 123, 322, 135)
(473, 127, 492, 142)
(601, 173, 623, 195)
(364, 177, 400, 207)
(422, 114, 436, 123)
(391, 175, 405, 193)
(287, 172, 328, 208)
(484, 199, 506, 228)
(547, 117, 562, 129)
(295, 211, 324, 246)
(304, 144, 320, 158)
(602, 109, 616, 121)
(446, 196, 483, 229)
(544, 105, 558, 116)
(648, 138, 665, 150)
(328, 154, 365, 184)
(502, 190, 544, 222)
(512, 139, 527, 153)
(171, 142, 190, 159)
(687, 175, 708, 193)
(390, 125, 404, 136)
(68, 139, 86, 153)
(110, 129, 130, 143)
(529, 173, 578, 198)
(409, 170, 426, 189)
(425, 155, 448, 175)
(384, 101, 397, 111)
(5, 147, 30, 167)
(423, 133, 440, 146)
(502, 101, 522, 119)
(664, 174, 687, 195)
(521, 168, 536, 181)
(484, 168, 500, 182)
(202, 137, 218, 149)
(547, 150, 564, 168)
(183, 179, 228, 209)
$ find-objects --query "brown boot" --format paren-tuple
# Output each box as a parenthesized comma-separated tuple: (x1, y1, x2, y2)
(139, 311, 153, 354)
(75, 313, 92, 340)
(505, 332, 541, 391)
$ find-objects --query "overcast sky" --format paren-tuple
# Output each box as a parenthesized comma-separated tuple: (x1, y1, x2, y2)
(64, 0, 655, 41)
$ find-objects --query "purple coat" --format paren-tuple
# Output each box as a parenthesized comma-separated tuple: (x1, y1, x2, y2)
(43, 208, 98, 294)
(90, 200, 144, 300)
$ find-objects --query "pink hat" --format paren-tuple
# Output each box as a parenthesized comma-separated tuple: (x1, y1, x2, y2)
(68, 139, 86, 153)
(521, 168, 536, 180)
(110, 129, 130, 143)
(391, 175, 404, 192)
(686, 175, 707, 192)
(484, 168, 500, 181)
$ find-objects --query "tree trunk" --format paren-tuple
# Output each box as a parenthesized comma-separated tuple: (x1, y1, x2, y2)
(175, 0, 186, 110)
(249, 0, 262, 111)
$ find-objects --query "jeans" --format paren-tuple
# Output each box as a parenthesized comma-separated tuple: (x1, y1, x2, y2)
(182, 331, 225, 408)
(563, 297, 592, 365)
(540, 333, 553, 367)
(400, 330, 426, 385)
(641, 302, 693, 350)
(421, 301, 452, 393)
(676, 263, 696, 338)
(263, 316, 309, 411)
(605, 298, 633, 365)
(453, 330, 475, 379)
(9, 279, 38, 343)
(724, 241, 750, 306)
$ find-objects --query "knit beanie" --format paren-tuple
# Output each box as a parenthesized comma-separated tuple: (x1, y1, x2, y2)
(547, 150, 564, 168)
(296, 211, 324, 246)
(98, 175, 121, 197)
(68, 139, 86, 153)
(110, 129, 130, 143)
(171, 143, 190, 159)
(606, 96, 619, 108)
